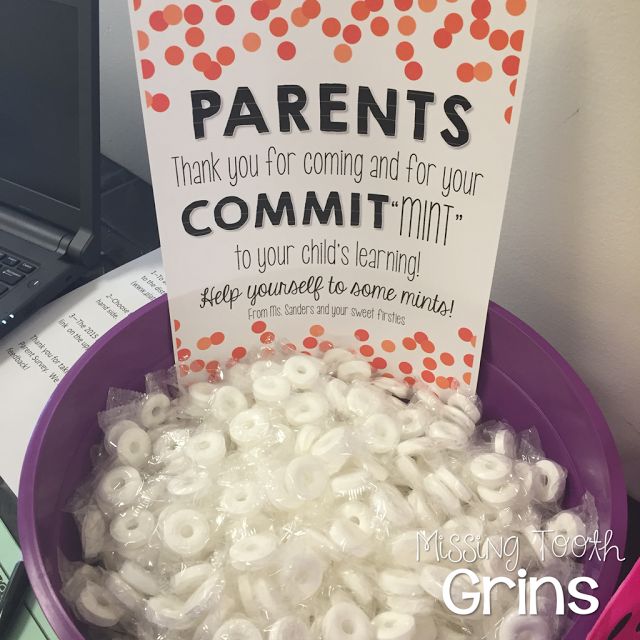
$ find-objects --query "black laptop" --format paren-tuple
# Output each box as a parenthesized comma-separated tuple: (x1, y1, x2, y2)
(0, 0, 100, 339)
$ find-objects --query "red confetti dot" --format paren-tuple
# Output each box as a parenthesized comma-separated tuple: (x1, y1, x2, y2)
(404, 377, 416, 386)
(185, 27, 205, 46)
(302, 0, 321, 18)
(177, 348, 191, 361)
(165, 46, 184, 65)
(193, 53, 211, 72)
(441, 352, 455, 366)
(360, 345, 374, 357)
(343, 24, 361, 44)
(372, 357, 387, 370)
(502, 55, 520, 76)
(434, 28, 453, 48)
(252, 321, 267, 333)
(351, 1, 370, 20)
(152, 93, 170, 112)
(489, 29, 509, 50)
(396, 41, 414, 61)
(260, 331, 275, 344)
(141, 59, 155, 79)
(251, 1, 270, 20)
(510, 79, 517, 96)
(355, 329, 369, 341)
(266, 0, 281, 7)
(504, 106, 513, 123)
(457, 62, 474, 82)
(510, 29, 524, 51)
(464, 354, 474, 367)
(394, 0, 413, 9)
(444, 13, 463, 33)
(174, 319, 181, 331)
(366, 0, 383, 9)
(370, 16, 389, 36)
(206, 360, 220, 374)
(421, 340, 435, 354)
(190, 359, 205, 372)
(277, 41, 296, 60)
(471, 0, 491, 19)
(414, 331, 427, 343)
(470, 19, 489, 39)
(210, 331, 225, 345)
(217, 46, 235, 66)
(399, 361, 413, 374)
(149, 11, 168, 31)
(319, 340, 334, 352)
(232, 347, 247, 360)
(216, 5, 235, 25)
(402, 337, 417, 350)
(184, 4, 203, 24)
(204, 61, 222, 80)
(405, 61, 423, 80)
(323, 18, 341, 37)
(458, 327, 473, 342)
(421, 370, 435, 383)
(176, 338, 182, 348)
(423, 357, 437, 370)
(303, 336, 318, 349)
(270, 17, 288, 36)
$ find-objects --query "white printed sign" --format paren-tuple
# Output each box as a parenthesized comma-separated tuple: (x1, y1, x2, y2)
(128, 0, 536, 391)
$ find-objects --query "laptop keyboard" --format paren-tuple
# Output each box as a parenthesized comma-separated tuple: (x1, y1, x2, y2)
(0, 250, 38, 297)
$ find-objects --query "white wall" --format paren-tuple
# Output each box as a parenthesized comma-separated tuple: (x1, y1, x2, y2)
(99, 1, 640, 496)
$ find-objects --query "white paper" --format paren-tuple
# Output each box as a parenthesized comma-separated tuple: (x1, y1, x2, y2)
(0, 250, 166, 493)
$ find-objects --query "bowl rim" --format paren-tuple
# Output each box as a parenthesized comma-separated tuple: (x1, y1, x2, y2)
(17, 295, 627, 639)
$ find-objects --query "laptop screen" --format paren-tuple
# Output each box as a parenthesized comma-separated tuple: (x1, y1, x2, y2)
(0, 0, 97, 230)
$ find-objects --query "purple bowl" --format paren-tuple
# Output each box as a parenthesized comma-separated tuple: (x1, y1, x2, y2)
(18, 296, 627, 639)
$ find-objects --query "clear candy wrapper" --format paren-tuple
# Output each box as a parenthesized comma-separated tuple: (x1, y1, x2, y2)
(62, 344, 595, 639)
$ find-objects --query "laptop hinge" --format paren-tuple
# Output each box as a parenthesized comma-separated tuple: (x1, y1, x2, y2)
(0, 204, 72, 256)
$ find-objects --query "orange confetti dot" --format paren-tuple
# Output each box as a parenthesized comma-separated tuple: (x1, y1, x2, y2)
(141, 59, 155, 79)
(302, 0, 321, 19)
(355, 329, 369, 341)
(177, 348, 191, 361)
(423, 357, 437, 370)
(396, 41, 414, 61)
(470, 19, 489, 39)
(458, 328, 473, 342)
(506, 0, 526, 16)
(421, 340, 435, 354)
(217, 46, 235, 66)
(152, 93, 170, 112)
(197, 336, 212, 350)
(319, 340, 334, 352)
(252, 321, 266, 333)
(291, 8, 309, 27)
(489, 29, 509, 50)
(504, 106, 513, 123)
(502, 54, 520, 75)
(457, 62, 474, 82)
(243, 32, 261, 52)
(421, 370, 435, 383)
(343, 24, 361, 44)
(165, 45, 184, 65)
(381, 340, 396, 353)
(471, 0, 491, 19)
(190, 359, 205, 372)
(266, 0, 281, 7)
(176, 337, 182, 348)
(372, 357, 387, 370)
(163, 4, 182, 25)
(251, 1, 270, 20)
(179, 364, 189, 377)
(418, 0, 437, 10)
(360, 345, 374, 357)
(399, 362, 413, 374)
(303, 336, 318, 349)
(351, 1, 370, 20)
(215, 5, 235, 25)
(260, 331, 275, 344)
(210, 331, 225, 345)
(444, 13, 463, 34)
(464, 354, 474, 367)
(474, 61, 492, 81)
(323, 17, 341, 37)
(185, 26, 205, 47)
(270, 17, 288, 36)
(278, 41, 296, 60)
(510, 29, 524, 51)
(310, 324, 325, 337)
(440, 352, 455, 366)
(398, 16, 416, 35)
(137, 30, 149, 51)
(436, 376, 450, 389)
(463, 372, 472, 385)
(405, 61, 423, 80)
(232, 347, 247, 360)
(370, 16, 389, 36)
(434, 28, 452, 48)
(334, 43, 352, 62)
(402, 337, 417, 350)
